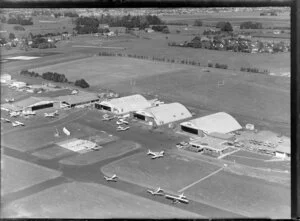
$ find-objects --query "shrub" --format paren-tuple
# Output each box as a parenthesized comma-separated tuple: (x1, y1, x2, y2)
(75, 79, 90, 88)
(194, 19, 203, 26)
(13, 25, 25, 31)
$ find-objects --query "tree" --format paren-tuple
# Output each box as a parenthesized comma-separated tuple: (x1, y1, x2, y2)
(75, 79, 90, 88)
(9, 32, 15, 40)
(221, 22, 233, 32)
(194, 19, 203, 26)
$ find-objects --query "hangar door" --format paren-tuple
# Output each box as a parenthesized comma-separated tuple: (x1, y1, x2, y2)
(32, 103, 53, 111)
(181, 125, 198, 135)
(133, 113, 146, 121)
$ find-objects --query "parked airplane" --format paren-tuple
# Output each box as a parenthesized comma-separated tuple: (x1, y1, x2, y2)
(116, 118, 129, 125)
(91, 146, 101, 151)
(116, 125, 130, 131)
(147, 149, 165, 159)
(104, 174, 118, 182)
(147, 187, 164, 196)
(1, 117, 11, 123)
(54, 128, 60, 137)
(117, 114, 130, 119)
(102, 115, 115, 121)
(12, 121, 25, 127)
(44, 110, 58, 118)
(9, 111, 20, 117)
(63, 127, 71, 136)
(5, 98, 14, 103)
(165, 193, 189, 204)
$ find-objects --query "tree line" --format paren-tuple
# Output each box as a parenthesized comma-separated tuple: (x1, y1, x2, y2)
(20, 70, 90, 88)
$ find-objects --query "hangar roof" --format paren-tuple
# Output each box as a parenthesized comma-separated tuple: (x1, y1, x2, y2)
(1, 97, 56, 111)
(190, 136, 229, 152)
(56, 91, 99, 105)
(180, 112, 242, 134)
(100, 94, 151, 114)
(136, 102, 192, 125)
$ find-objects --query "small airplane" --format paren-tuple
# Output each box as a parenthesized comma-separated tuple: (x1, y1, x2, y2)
(117, 114, 130, 119)
(12, 121, 25, 127)
(165, 193, 189, 204)
(9, 111, 20, 117)
(5, 98, 14, 103)
(44, 110, 59, 118)
(147, 187, 164, 196)
(102, 115, 115, 121)
(54, 128, 60, 137)
(147, 149, 165, 159)
(116, 118, 129, 125)
(1, 117, 11, 123)
(104, 174, 118, 182)
(116, 125, 130, 131)
(91, 146, 101, 151)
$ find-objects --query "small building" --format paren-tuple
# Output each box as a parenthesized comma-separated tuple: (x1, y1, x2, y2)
(0, 73, 12, 83)
(10, 81, 27, 88)
(180, 112, 242, 136)
(275, 138, 290, 159)
(133, 102, 192, 126)
(95, 94, 151, 115)
(189, 136, 231, 157)
(56, 91, 99, 108)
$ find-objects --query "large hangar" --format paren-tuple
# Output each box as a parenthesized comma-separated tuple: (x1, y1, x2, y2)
(180, 112, 242, 136)
(56, 91, 99, 108)
(133, 102, 192, 126)
(95, 94, 151, 115)
(1, 97, 59, 112)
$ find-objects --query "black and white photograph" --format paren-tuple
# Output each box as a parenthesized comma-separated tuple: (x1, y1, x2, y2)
(0, 4, 294, 219)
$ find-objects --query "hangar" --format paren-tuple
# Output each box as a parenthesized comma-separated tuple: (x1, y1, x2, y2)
(1, 96, 59, 112)
(133, 102, 192, 126)
(180, 112, 242, 136)
(56, 91, 99, 108)
(95, 94, 151, 115)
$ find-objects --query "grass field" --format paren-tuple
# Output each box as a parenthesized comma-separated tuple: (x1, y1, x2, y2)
(186, 170, 290, 218)
(31, 144, 74, 160)
(1, 181, 201, 218)
(102, 152, 221, 192)
(1, 155, 61, 195)
(59, 140, 140, 166)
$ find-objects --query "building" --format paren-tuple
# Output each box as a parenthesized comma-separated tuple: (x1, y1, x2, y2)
(180, 112, 242, 136)
(95, 94, 151, 115)
(1, 96, 59, 112)
(56, 91, 99, 108)
(189, 136, 232, 157)
(275, 137, 290, 159)
(0, 73, 12, 83)
(10, 81, 27, 88)
(133, 102, 192, 126)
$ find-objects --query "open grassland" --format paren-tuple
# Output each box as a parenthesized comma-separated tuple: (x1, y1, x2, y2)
(102, 152, 220, 192)
(59, 140, 140, 166)
(1, 182, 201, 219)
(1, 155, 61, 195)
(186, 170, 290, 218)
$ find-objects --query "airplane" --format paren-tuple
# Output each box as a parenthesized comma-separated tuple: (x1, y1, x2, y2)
(1, 117, 11, 123)
(5, 98, 14, 103)
(147, 187, 164, 196)
(102, 115, 115, 121)
(165, 193, 189, 204)
(147, 149, 165, 159)
(117, 114, 130, 119)
(9, 111, 20, 117)
(104, 174, 118, 182)
(54, 128, 60, 137)
(91, 145, 101, 151)
(12, 121, 25, 127)
(116, 118, 129, 125)
(116, 125, 130, 131)
(44, 110, 59, 118)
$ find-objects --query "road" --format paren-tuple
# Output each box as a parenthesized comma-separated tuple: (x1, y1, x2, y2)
(1, 109, 244, 218)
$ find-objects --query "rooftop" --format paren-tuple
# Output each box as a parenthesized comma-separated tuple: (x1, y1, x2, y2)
(190, 136, 229, 152)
